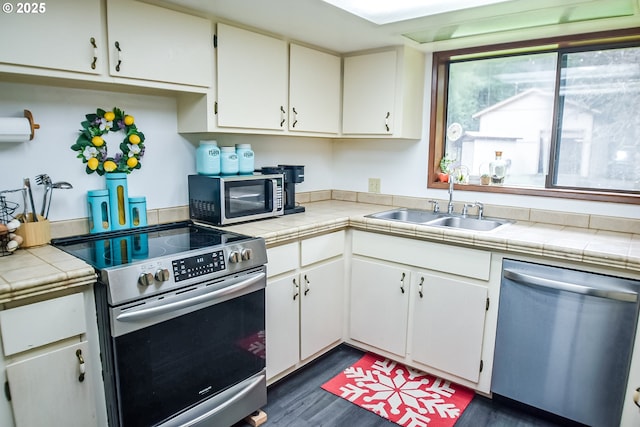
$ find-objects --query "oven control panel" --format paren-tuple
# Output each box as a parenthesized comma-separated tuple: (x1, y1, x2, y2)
(172, 250, 226, 282)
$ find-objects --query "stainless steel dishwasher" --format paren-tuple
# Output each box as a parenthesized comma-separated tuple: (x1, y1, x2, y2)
(492, 259, 640, 427)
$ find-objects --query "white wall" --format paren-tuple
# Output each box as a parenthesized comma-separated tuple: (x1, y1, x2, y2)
(0, 81, 334, 222)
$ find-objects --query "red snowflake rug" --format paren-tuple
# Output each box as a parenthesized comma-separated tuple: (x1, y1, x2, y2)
(321, 353, 474, 427)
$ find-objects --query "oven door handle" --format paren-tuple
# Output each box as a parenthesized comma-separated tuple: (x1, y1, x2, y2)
(116, 272, 266, 322)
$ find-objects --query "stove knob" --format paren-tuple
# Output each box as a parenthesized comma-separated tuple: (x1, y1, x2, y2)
(241, 248, 253, 261)
(155, 268, 170, 282)
(138, 272, 154, 287)
(229, 251, 241, 263)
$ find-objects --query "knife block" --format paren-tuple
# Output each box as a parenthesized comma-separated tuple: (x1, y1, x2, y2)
(15, 214, 51, 247)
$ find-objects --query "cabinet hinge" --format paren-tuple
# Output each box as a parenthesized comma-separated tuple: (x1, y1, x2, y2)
(213, 34, 217, 48)
(486, 297, 490, 311)
(479, 359, 484, 373)
(4, 381, 11, 401)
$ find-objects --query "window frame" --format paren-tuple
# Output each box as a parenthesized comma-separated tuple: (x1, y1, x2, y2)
(428, 28, 640, 204)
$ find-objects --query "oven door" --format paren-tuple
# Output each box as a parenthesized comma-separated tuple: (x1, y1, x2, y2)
(222, 178, 282, 223)
(109, 268, 266, 427)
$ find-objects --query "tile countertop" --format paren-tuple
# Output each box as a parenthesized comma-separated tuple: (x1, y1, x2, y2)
(0, 200, 638, 304)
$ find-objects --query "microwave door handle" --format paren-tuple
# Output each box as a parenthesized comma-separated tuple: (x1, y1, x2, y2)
(268, 179, 276, 213)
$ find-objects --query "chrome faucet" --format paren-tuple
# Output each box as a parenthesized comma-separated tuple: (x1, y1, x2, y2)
(462, 201, 485, 219)
(447, 178, 455, 214)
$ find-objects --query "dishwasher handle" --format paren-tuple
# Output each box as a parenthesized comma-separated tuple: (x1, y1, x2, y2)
(503, 269, 638, 303)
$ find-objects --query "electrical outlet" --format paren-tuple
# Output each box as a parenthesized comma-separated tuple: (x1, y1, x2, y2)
(368, 178, 381, 194)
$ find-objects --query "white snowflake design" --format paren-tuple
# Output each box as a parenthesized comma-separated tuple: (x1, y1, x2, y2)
(337, 357, 463, 427)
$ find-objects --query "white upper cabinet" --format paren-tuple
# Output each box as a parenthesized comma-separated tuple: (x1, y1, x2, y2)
(216, 23, 288, 131)
(342, 46, 425, 138)
(0, 0, 103, 74)
(106, 0, 213, 87)
(289, 44, 341, 134)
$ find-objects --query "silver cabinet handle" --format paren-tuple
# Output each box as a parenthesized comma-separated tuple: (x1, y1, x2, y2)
(303, 274, 310, 296)
(115, 41, 122, 72)
(76, 349, 86, 382)
(90, 37, 97, 70)
(504, 269, 637, 303)
(280, 105, 286, 127)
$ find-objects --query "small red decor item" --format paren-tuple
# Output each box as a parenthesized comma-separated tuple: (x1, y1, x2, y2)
(322, 353, 474, 427)
(437, 172, 449, 183)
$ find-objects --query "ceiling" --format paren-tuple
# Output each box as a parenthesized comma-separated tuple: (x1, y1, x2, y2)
(153, 0, 640, 53)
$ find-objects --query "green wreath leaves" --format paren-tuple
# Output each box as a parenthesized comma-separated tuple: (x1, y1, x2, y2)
(71, 107, 146, 176)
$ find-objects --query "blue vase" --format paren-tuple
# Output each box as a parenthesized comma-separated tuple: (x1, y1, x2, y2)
(106, 173, 130, 230)
(129, 196, 147, 228)
(87, 189, 110, 234)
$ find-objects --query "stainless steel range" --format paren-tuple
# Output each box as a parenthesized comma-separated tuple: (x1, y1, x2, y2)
(53, 221, 267, 427)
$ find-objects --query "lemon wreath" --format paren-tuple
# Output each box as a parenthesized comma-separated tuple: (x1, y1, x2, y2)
(71, 107, 146, 175)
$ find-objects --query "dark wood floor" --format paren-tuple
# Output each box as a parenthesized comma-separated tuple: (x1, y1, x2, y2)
(234, 345, 565, 427)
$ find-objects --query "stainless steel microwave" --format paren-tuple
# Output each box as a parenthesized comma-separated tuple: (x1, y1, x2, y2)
(188, 174, 284, 225)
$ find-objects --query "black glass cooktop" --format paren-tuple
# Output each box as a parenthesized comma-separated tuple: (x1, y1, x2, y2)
(52, 221, 250, 270)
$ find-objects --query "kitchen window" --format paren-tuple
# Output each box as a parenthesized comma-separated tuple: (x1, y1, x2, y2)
(429, 29, 640, 203)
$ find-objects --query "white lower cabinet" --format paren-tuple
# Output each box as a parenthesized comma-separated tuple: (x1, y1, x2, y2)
(266, 272, 300, 378)
(266, 231, 345, 382)
(349, 230, 494, 390)
(350, 258, 410, 357)
(300, 260, 344, 360)
(0, 291, 105, 427)
(5, 341, 95, 427)
(409, 272, 488, 383)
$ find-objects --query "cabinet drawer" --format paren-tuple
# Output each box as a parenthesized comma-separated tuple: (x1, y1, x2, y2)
(301, 231, 345, 266)
(267, 242, 299, 277)
(0, 293, 87, 356)
(352, 231, 490, 281)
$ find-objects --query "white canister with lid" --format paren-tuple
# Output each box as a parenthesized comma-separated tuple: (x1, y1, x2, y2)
(220, 146, 239, 175)
(196, 140, 221, 175)
(235, 143, 254, 174)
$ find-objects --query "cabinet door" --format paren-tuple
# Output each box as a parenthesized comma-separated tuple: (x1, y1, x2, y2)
(0, 0, 102, 74)
(350, 258, 409, 357)
(342, 50, 396, 135)
(411, 272, 488, 382)
(217, 23, 288, 130)
(6, 341, 97, 427)
(106, 0, 212, 87)
(266, 273, 300, 380)
(300, 259, 344, 360)
(289, 44, 341, 134)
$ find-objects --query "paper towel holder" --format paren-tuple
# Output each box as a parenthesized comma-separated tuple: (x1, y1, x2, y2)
(23, 109, 40, 140)
(0, 109, 40, 142)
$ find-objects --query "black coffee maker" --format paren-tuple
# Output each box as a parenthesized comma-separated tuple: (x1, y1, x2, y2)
(261, 165, 305, 215)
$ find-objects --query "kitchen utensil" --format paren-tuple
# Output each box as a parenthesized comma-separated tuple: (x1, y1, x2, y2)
(35, 173, 52, 217)
(45, 181, 73, 218)
(23, 178, 38, 222)
(21, 187, 27, 222)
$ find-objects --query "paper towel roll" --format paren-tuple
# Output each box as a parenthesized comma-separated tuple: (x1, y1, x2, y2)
(0, 117, 33, 143)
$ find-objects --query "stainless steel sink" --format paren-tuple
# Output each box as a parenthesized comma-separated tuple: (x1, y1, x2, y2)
(365, 208, 444, 223)
(424, 215, 510, 231)
(366, 208, 511, 231)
